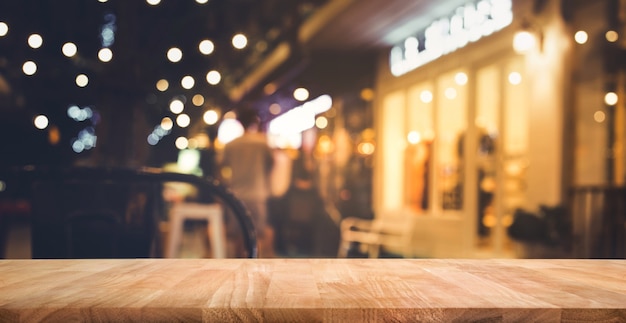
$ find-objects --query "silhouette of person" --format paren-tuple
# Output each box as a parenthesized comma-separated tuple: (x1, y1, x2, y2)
(221, 108, 275, 257)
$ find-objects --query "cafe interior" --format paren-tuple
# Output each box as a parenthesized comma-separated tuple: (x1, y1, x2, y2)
(0, 0, 625, 261)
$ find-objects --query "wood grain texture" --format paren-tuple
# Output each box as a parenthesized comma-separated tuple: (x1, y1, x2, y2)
(0, 259, 624, 322)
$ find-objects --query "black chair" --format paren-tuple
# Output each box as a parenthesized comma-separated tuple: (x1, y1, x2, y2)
(0, 166, 257, 258)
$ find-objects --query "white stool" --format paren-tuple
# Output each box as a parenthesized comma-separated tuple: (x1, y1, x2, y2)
(166, 202, 226, 258)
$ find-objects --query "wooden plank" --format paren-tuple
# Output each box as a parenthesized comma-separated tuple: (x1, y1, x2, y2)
(0, 259, 624, 322)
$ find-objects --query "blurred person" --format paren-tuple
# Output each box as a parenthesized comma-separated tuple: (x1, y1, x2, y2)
(221, 108, 275, 257)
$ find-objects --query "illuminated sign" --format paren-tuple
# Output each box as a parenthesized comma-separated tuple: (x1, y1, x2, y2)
(390, 0, 513, 76)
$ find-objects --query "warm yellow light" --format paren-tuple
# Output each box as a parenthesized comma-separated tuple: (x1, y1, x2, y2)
(181, 75, 195, 89)
(604, 92, 618, 106)
(357, 141, 375, 155)
(175, 137, 188, 150)
(169, 99, 184, 114)
(98, 48, 113, 62)
(317, 135, 334, 154)
(268, 103, 280, 115)
(594, 111, 606, 123)
(146, 0, 161, 5)
(232, 33, 247, 49)
(167, 47, 182, 62)
(315, 116, 328, 129)
(420, 90, 433, 103)
(192, 94, 204, 106)
(293, 87, 309, 101)
(161, 117, 173, 130)
(454, 72, 468, 85)
(508, 72, 522, 85)
(203, 110, 219, 125)
(75, 74, 89, 87)
(199, 39, 214, 55)
(156, 79, 169, 92)
(574, 30, 588, 44)
(444, 87, 457, 100)
(360, 88, 375, 101)
(206, 70, 221, 85)
(513, 30, 536, 53)
(176, 114, 191, 128)
(605, 30, 619, 42)
(407, 131, 421, 144)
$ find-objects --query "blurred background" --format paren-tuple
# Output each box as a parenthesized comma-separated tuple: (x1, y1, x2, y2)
(0, 0, 624, 259)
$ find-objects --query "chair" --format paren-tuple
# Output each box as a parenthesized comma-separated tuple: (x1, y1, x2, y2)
(338, 211, 416, 258)
(166, 202, 226, 258)
(0, 166, 258, 258)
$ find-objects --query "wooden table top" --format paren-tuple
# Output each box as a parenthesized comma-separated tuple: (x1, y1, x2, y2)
(0, 258, 624, 322)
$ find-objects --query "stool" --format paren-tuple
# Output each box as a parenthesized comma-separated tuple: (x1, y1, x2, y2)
(166, 202, 226, 258)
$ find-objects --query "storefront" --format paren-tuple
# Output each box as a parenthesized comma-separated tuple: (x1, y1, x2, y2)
(372, 0, 574, 258)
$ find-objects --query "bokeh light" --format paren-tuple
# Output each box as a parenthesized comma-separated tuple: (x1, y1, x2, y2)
(169, 99, 184, 114)
(167, 47, 183, 62)
(199, 39, 214, 55)
(98, 48, 113, 62)
(293, 87, 309, 101)
(62, 42, 78, 57)
(203, 110, 219, 125)
(33, 115, 49, 129)
(206, 70, 221, 85)
(28, 34, 43, 49)
(181, 75, 195, 89)
(0, 22, 8, 36)
(176, 113, 191, 127)
(22, 61, 37, 75)
(76, 74, 89, 87)
(156, 79, 169, 92)
(232, 33, 247, 49)
(604, 92, 618, 106)
(574, 30, 588, 44)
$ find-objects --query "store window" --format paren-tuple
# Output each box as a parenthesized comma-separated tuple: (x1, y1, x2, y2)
(405, 82, 434, 211)
(436, 70, 468, 211)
